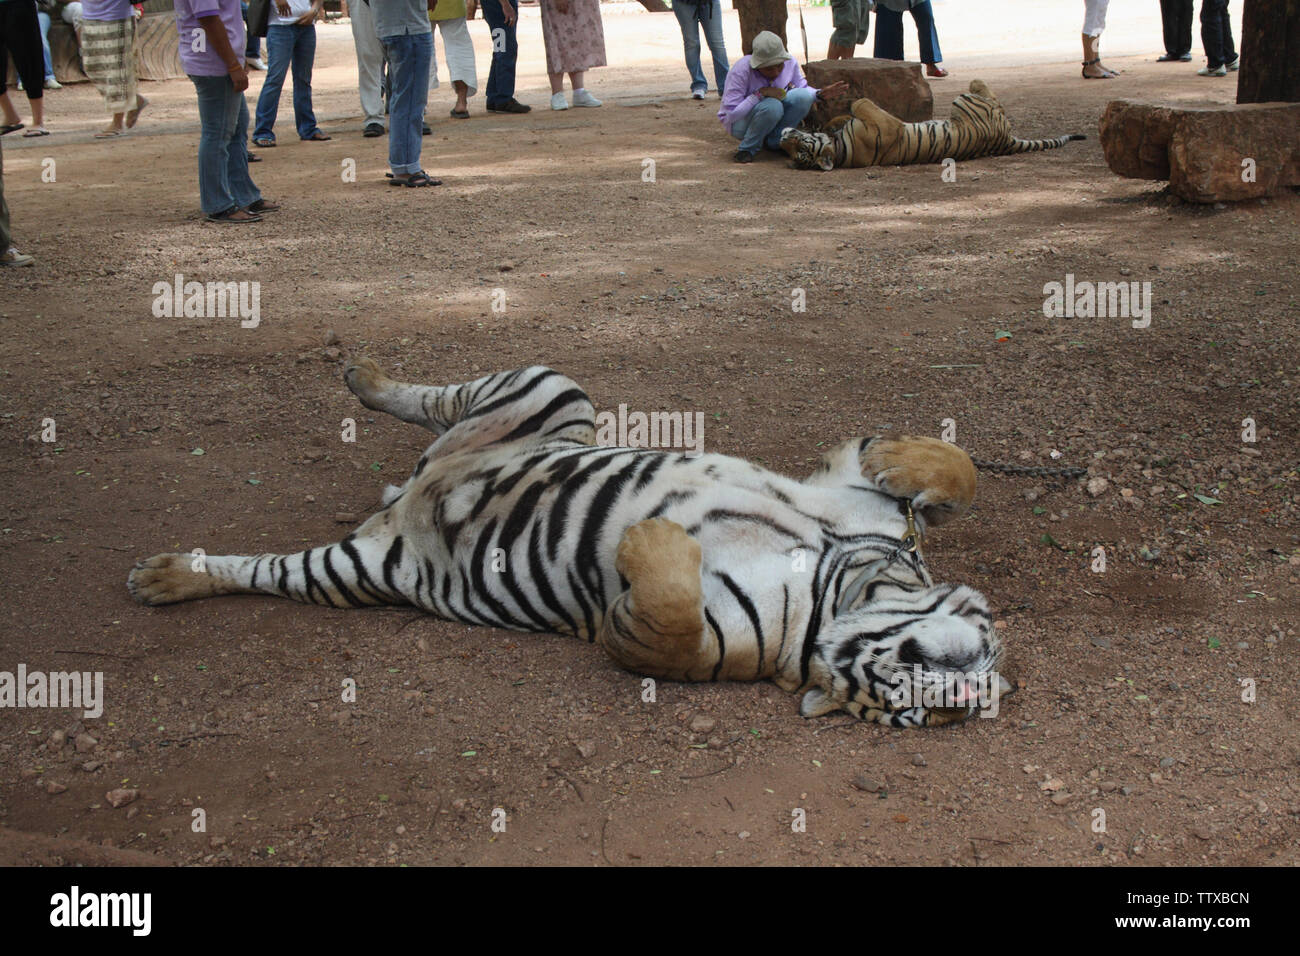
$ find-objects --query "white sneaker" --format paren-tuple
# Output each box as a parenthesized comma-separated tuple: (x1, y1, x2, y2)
(247, 58, 267, 71)
(550, 91, 569, 111)
(691, 90, 705, 100)
(1197, 64, 1227, 76)
(2, 246, 35, 267)
(571, 89, 602, 108)
(1225, 56, 1240, 71)
(44, 77, 62, 90)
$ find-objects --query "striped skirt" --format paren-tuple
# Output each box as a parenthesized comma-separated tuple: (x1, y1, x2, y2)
(81, 18, 138, 115)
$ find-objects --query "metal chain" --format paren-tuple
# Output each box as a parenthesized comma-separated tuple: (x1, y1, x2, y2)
(972, 459, 1088, 479)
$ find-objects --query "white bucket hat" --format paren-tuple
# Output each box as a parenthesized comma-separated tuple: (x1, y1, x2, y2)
(749, 31, 792, 70)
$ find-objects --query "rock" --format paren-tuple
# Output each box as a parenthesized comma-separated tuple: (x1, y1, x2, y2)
(911, 753, 927, 767)
(106, 788, 139, 808)
(81, 761, 102, 772)
(46, 729, 67, 751)
(74, 733, 97, 753)
(1099, 780, 1120, 793)
(575, 739, 597, 759)
(1159, 757, 1175, 768)
(852, 774, 884, 793)
(689, 715, 717, 734)
(334, 513, 358, 524)
(803, 58, 933, 130)
(46, 781, 68, 795)
(1050, 792, 1075, 806)
(322, 328, 340, 346)
(1086, 477, 1109, 497)
(322, 347, 342, 362)
(1099, 100, 1300, 202)
(1040, 778, 1064, 792)
(1089, 635, 1111, 649)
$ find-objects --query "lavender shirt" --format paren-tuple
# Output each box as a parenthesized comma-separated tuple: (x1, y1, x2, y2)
(174, 0, 246, 76)
(717, 56, 817, 135)
(83, 0, 136, 21)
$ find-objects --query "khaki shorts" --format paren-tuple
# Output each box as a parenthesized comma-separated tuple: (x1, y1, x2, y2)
(830, 0, 870, 48)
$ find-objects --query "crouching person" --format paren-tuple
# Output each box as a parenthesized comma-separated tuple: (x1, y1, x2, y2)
(718, 31, 846, 164)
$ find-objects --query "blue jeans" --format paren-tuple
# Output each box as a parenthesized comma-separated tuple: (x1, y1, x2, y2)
(480, 0, 517, 106)
(191, 74, 262, 216)
(874, 0, 943, 64)
(253, 24, 319, 141)
(37, 11, 54, 80)
(673, 0, 728, 94)
(381, 32, 432, 175)
(730, 87, 816, 154)
(240, 2, 261, 59)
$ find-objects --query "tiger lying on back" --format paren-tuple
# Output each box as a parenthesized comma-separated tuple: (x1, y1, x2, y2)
(780, 79, 1084, 171)
(128, 362, 1007, 728)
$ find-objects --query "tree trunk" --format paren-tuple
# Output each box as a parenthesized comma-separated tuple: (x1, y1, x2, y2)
(1237, 0, 1300, 103)
(735, 0, 788, 55)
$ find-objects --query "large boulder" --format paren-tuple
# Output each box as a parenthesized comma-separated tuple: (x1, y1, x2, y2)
(1100, 100, 1300, 203)
(803, 58, 934, 130)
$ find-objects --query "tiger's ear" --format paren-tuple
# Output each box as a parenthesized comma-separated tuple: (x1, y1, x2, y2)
(800, 687, 840, 718)
(817, 153, 834, 172)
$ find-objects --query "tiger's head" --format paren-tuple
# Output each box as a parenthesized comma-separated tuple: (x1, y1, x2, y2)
(779, 127, 835, 171)
(802, 583, 1004, 723)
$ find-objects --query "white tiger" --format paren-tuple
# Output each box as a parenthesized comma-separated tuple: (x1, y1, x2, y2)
(128, 362, 1006, 728)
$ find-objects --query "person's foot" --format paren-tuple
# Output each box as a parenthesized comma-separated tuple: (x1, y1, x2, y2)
(363, 122, 385, 137)
(486, 98, 531, 114)
(1082, 60, 1115, 79)
(1, 246, 35, 267)
(1178, 53, 1192, 61)
(94, 125, 124, 138)
(925, 63, 949, 77)
(550, 92, 569, 111)
(253, 136, 275, 147)
(0, 122, 22, 135)
(1198, 64, 1227, 76)
(247, 198, 280, 213)
(126, 94, 147, 128)
(691, 89, 706, 100)
(44, 77, 62, 90)
(302, 130, 331, 141)
(450, 106, 469, 118)
(22, 126, 50, 137)
(207, 207, 262, 223)
(422, 123, 431, 135)
(247, 58, 267, 71)
(571, 89, 602, 108)
(733, 149, 754, 164)
(1225, 56, 1240, 71)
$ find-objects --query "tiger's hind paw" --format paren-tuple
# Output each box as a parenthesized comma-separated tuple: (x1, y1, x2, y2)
(343, 356, 395, 410)
(861, 435, 977, 526)
(127, 553, 220, 606)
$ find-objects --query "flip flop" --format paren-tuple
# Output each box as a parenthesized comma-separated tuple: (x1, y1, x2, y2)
(22, 127, 50, 137)
(252, 137, 275, 148)
(450, 108, 469, 119)
(302, 131, 331, 141)
(126, 95, 148, 128)
(408, 171, 442, 187)
(0, 123, 23, 135)
(94, 128, 124, 138)
(247, 198, 280, 213)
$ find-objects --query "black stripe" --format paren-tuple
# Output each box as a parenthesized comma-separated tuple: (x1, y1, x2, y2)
(705, 609, 726, 681)
(716, 571, 765, 677)
(322, 547, 364, 607)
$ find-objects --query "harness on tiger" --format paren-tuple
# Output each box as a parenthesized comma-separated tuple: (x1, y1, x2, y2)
(834, 499, 928, 616)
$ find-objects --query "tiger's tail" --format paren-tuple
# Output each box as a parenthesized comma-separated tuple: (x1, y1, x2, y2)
(1005, 133, 1087, 153)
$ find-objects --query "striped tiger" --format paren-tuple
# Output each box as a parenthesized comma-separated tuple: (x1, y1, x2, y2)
(127, 361, 1006, 728)
(780, 79, 1085, 171)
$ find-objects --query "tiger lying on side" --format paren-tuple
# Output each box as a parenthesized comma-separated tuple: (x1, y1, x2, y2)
(128, 362, 1006, 728)
(780, 79, 1085, 171)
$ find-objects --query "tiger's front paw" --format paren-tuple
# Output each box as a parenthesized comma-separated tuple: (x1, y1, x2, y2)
(343, 356, 395, 409)
(861, 435, 976, 526)
(127, 553, 219, 606)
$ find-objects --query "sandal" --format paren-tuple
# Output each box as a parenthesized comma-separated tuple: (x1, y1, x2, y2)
(207, 207, 263, 223)
(126, 94, 148, 128)
(252, 137, 276, 148)
(247, 198, 280, 213)
(22, 127, 50, 137)
(1082, 59, 1115, 79)
(407, 170, 442, 187)
(302, 130, 331, 141)
(450, 108, 469, 119)
(94, 127, 124, 138)
(925, 64, 949, 78)
(0, 122, 23, 135)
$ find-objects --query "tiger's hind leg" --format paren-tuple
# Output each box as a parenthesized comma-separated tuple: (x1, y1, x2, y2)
(860, 435, 977, 527)
(128, 513, 411, 610)
(344, 360, 596, 455)
(596, 518, 713, 682)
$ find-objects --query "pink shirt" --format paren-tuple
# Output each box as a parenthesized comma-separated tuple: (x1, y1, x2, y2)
(174, 0, 246, 76)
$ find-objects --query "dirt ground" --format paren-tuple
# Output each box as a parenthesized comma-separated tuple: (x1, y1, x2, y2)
(1, 4, 1297, 867)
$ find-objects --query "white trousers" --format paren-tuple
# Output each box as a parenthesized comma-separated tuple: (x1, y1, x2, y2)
(1083, 0, 1109, 37)
(349, 0, 386, 127)
(428, 17, 477, 96)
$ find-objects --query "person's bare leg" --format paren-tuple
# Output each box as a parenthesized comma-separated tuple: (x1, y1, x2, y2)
(827, 42, 854, 59)
(0, 91, 20, 126)
(28, 96, 44, 128)
(100, 110, 125, 135)
(568, 70, 584, 91)
(548, 71, 564, 94)
(452, 79, 468, 113)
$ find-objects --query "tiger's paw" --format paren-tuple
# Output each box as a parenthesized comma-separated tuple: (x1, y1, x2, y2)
(862, 434, 977, 526)
(127, 553, 219, 606)
(615, 518, 703, 635)
(343, 356, 395, 410)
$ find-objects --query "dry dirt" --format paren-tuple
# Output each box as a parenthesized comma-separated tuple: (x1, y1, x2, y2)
(0, 9, 1297, 867)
